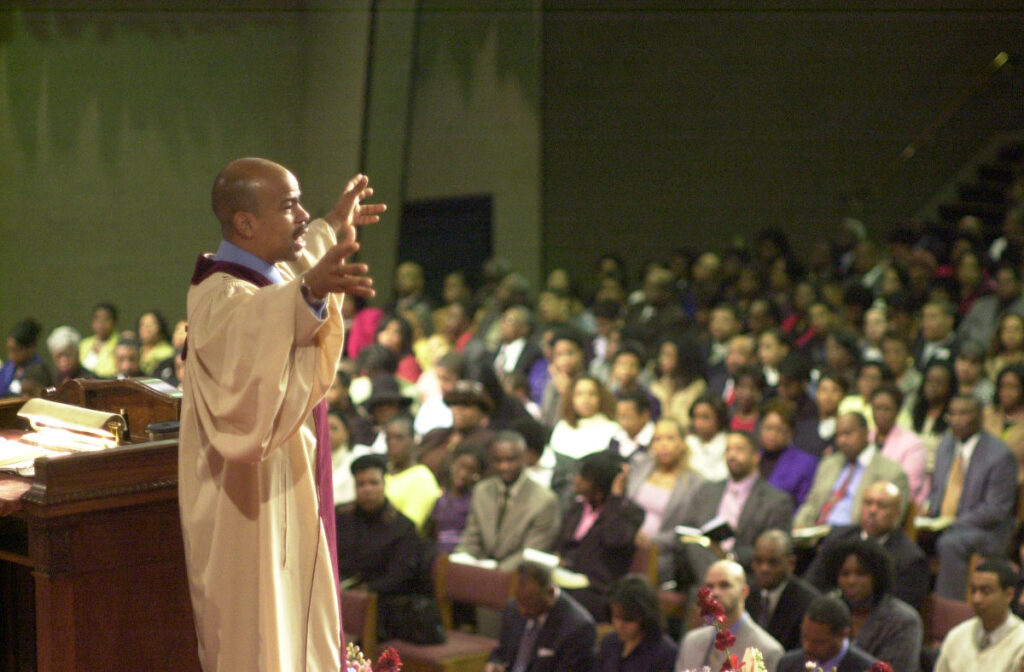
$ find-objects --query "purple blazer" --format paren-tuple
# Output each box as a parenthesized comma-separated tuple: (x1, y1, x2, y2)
(763, 445, 818, 507)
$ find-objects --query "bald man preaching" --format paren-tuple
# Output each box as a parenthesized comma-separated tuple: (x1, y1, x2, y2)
(179, 158, 384, 671)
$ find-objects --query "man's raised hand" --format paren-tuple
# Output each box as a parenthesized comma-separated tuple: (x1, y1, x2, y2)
(303, 239, 375, 300)
(324, 174, 386, 245)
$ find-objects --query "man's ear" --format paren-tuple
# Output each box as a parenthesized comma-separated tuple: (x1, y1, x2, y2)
(233, 211, 254, 239)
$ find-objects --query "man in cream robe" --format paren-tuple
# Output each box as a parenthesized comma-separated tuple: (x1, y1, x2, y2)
(179, 158, 383, 672)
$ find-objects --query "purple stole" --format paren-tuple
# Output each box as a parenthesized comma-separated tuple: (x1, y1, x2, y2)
(188, 254, 344, 654)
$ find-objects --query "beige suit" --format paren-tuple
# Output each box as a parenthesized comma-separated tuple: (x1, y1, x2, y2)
(179, 219, 344, 672)
(794, 448, 910, 529)
(455, 472, 561, 571)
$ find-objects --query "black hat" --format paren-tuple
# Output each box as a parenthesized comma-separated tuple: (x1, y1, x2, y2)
(362, 375, 413, 409)
(443, 379, 494, 414)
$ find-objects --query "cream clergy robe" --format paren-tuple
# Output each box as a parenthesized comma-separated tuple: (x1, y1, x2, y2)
(179, 219, 344, 672)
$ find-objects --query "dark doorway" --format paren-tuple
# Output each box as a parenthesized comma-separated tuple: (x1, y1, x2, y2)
(399, 195, 493, 303)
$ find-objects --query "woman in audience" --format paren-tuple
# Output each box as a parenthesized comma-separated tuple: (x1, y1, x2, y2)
(375, 313, 422, 383)
(427, 444, 485, 553)
(382, 415, 440, 531)
(627, 417, 705, 584)
(328, 408, 356, 507)
(821, 329, 861, 387)
(596, 574, 678, 672)
(881, 330, 922, 401)
(758, 398, 818, 507)
(649, 335, 707, 433)
(824, 537, 923, 672)
(858, 306, 887, 363)
(987, 313, 1024, 381)
(757, 328, 789, 393)
(136, 310, 175, 376)
(903, 359, 955, 474)
(79, 302, 119, 379)
(983, 363, 1024, 439)
(548, 374, 620, 460)
(557, 451, 644, 621)
(870, 383, 927, 504)
(684, 393, 729, 482)
(794, 368, 847, 458)
(955, 338, 994, 406)
(838, 360, 892, 431)
(727, 364, 765, 434)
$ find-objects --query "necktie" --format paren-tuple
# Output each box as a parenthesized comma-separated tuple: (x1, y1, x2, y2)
(979, 632, 991, 651)
(497, 486, 510, 531)
(511, 619, 539, 672)
(940, 451, 965, 518)
(757, 589, 772, 627)
(816, 460, 858, 525)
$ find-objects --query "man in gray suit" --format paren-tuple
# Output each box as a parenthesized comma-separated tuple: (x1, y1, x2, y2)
(675, 559, 784, 672)
(455, 430, 561, 571)
(794, 412, 909, 529)
(678, 431, 794, 580)
(929, 394, 1018, 599)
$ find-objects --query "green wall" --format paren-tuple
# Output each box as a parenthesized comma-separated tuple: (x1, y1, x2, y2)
(0, 5, 371, 339)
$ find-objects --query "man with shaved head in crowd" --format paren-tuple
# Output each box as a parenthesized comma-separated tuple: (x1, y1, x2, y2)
(179, 157, 384, 671)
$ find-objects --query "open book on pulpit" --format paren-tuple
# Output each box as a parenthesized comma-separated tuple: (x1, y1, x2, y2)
(0, 398, 127, 473)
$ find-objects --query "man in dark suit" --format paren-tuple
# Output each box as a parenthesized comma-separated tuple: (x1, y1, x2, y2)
(803, 480, 929, 610)
(485, 561, 595, 672)
(747, 529, 820, 651)
(928, 394, 1018, 599)
(707, 334, 757, 407)
(492, 306, 543, 382)
(777, 595, 879, 672)
(678, 431, 795, 577)
(912, 298, 959, 372)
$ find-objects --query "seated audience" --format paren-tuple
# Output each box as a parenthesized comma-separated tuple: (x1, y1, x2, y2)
(355, 374, 414, 455)
(336, 454, 431, 628)
(757, 328, 790, 394)
(375, 313, 422, 383)
(793, 368, 846, 458)
(727, 364, 765, 434)
(427, 444, 486, 553)
(747, 529, 821, 651)
(983, 363, 1024, 442)
(455, 431, 561, 571)
(678, 431, 793, 577)
(776, 595, 879, 672)
(958, 261, 1024, 349)
(880, 329, 921, 402)
(708, 334, 757, 410)
(418, 379, 495, 481)
(46, 325, 95, 385)
(928, 395, 1018, 600)
(794, 412, 909, 529)
(136, 310, 175, 376)
(649, 335, 707, 434)
(609, 389, 655, 461)
(79, 302, 118, 378)
(1, 318, 52, 397)
(684, 393, 729, 482)
(492, 305, 543, 383)
(626, 418, 705, 584)
(803, 480, 928, 611)
(954, 339, 994, 406)
(934, 558, 1024, 672)
(113, 336, 143, 379)
(869, 384, 928, 504)
(903, 359, 955, 474)
(675, 559, 784, 672)
(820, 537, 922, 672)
(838, 360, 892, 432)
(484, 561, 595, 672)
(758, 399, 819, 508)
(556, 452, 644, 620)
(608, 342, 661, 420)
(548, 374, 620, 461)
(382, 416, 440, 530)
(414, 350, 464, 436)
(540, 328, 588, 429)
(597, 574, 678, 672)
(913, 299, 959, 372)
(986, 312, 1024, 381)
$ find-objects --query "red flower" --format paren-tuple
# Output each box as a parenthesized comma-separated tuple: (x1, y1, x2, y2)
(374, 647, 402, 672)
(869, 663, 893, 672)
(720, 653, 740, 671)
(714, 628, 736, 651)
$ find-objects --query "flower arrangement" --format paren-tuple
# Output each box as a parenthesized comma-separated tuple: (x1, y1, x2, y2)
(345, 642, 401, 672)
